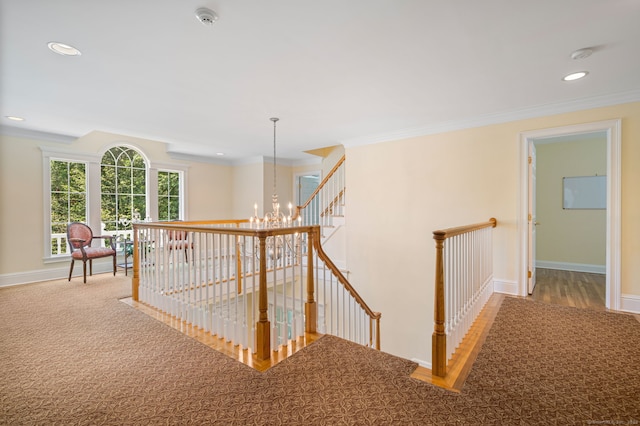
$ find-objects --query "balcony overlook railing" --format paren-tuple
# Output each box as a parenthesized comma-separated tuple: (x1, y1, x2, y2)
(132, 220, 380, 360)
(432, 218, 497, 378)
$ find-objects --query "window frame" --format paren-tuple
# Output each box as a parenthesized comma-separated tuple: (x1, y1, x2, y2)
(41, 144, 189, 263)
(100, 145, 149, 239)
(49, 158, 88, 256)
(157, 169, 184, 221)
(41, 147, 100, 262)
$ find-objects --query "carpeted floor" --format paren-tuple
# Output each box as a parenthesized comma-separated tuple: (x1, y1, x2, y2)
(1, 274, 639, 425)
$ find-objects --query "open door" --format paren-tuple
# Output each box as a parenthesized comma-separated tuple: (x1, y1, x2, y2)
(527, 141, 537, 294)
(520, 119, 620, 308)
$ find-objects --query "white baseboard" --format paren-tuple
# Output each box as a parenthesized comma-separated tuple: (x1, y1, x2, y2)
(0, 262, 115, 287)
(411, 358, 431, 370)
(536, 260, 605, 274)
(620, 294, 640, 314)
(493, 279, 519, 296)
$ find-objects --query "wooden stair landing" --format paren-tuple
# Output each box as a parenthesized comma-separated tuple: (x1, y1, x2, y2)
(120, 298, 322, 372)
(410, 293, 505, 393)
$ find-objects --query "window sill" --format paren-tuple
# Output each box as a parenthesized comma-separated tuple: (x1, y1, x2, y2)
(43, 255, 71, 264)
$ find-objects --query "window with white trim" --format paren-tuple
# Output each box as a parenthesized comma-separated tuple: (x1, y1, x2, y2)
(158, 170, 182, 221)
(49, 159, 87, 256)
(101, 146, 147, 239)
(42, 144, 187, 260)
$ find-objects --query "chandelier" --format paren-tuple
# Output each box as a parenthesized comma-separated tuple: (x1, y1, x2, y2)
(249, 117, 301, 229)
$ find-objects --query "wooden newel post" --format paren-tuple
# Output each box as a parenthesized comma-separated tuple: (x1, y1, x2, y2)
(256, 234, 271, 360)
(305, 227, 317, 333)
(132, 225, 140, 302)
(432, 231, 446, 378)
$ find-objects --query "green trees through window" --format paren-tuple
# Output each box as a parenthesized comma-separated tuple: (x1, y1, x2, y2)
(158, 171, 181, 221)
(101, 146, 146, 234)
(46, 145, 183, 257)
(50, 160, 86, 255)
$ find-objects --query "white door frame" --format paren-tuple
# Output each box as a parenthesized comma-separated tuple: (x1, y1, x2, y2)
(293, 170, 321, 206)
(518, 119, 621, 310)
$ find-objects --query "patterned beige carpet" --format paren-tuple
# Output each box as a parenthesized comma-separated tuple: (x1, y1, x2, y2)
(1, 274, 639, 425)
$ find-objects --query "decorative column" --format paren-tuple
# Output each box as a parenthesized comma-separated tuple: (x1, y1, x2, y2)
(305, 227, 317, 333)
(432, 231, 447, 377)
(256, 233, 271, 360)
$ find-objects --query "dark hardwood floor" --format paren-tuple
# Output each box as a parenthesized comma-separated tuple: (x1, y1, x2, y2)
(528, 268, 606, 311)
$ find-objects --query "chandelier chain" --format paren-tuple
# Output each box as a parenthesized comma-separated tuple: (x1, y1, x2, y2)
(271, 117, 279, 198)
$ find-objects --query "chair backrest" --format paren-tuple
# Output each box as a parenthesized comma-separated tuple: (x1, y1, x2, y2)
(168, 230, 188, 241)
(67, 222, 94, 251)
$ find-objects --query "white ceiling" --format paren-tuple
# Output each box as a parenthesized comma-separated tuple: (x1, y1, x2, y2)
(1, 0, 639, 163)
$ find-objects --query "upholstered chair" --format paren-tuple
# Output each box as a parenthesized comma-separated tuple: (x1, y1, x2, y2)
(167, 229, 192, 261)
(66, 222, 117, 283)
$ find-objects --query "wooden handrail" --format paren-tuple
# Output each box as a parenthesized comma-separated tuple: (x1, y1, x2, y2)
(295, 155, 345, 215)
(311, 226, 381, 349)
(132, 219, 381, 353)
(432, 218, 497, 378)
(432, 217, 497, 241)
(319, 189, 345, 218)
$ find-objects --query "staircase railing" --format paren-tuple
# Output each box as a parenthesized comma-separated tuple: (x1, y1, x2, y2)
(132, 219, 380, 361)
(295, 155, 345, 230)
(432, 218, 497, 377)
(311, 226, 381, 349)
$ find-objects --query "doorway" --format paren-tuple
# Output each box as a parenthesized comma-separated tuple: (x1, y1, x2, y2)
(295, 172, 321, 206)
(519, 119, 621, 310)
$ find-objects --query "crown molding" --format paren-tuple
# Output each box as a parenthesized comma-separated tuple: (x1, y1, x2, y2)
(0, 125, 78, 144)
(146, 149, 320, 168)
(166, 150, 233, 166)
(341, 89, 640, 148)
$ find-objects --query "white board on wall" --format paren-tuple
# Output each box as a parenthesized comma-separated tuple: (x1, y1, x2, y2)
(562, 175, 606, 209)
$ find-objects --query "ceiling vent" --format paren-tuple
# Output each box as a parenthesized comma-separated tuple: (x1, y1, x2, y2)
(195, 7, 218, 26)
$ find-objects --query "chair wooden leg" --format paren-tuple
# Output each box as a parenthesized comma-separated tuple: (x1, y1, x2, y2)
(112, 254, 116, 276)
(82, 261, 87, 284)
(89, 259, 93, 276)
(68, 260, 74, 281)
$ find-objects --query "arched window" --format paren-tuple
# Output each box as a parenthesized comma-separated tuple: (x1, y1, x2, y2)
(101, 146, 146, 237)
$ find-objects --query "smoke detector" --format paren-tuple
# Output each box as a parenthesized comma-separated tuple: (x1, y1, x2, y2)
(571, 48, 593, 60)
(195, 7, 218, 26)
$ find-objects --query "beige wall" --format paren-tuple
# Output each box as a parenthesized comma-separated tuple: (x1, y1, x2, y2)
(322, 145, 345, 177)
(536, 137, 607, 268)
(345, 101, 640, 363)
(187, 162, 234, 221)
(0, 134, 47, 275)
(263, 163, 295, 217)
(231, 162, 264, 219)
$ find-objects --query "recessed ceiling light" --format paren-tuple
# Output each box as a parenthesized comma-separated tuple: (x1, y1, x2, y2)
(562, 71, 588, 81)
(47, 42, 82, 56)
(216, 152, 225, 156)
(5, 116, 25, 121)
